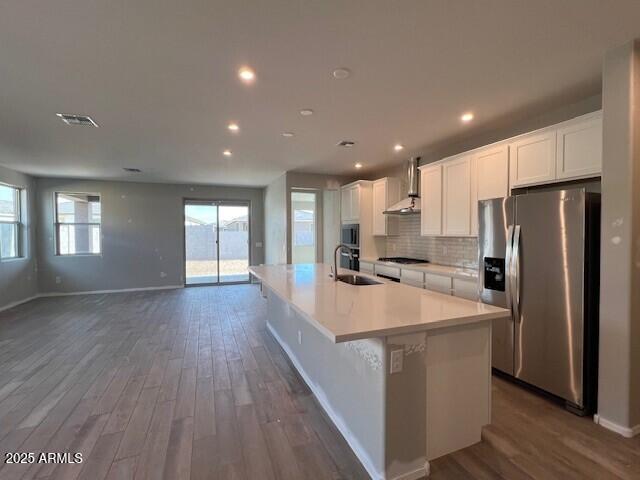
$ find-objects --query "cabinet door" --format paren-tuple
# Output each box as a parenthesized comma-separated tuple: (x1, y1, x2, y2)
(421, 165, 442, 236)
(475, 145, 509, 201)
(509, 130, 557, 188)
(452, 278, 479, 301)
(360, 261, 375, 274)
(556, 115, 602, 180)
(341, 187, 352, 222)
(350, 186, 360, 222)
(424, 273, 452, 295)
(443, 155, 472, 236)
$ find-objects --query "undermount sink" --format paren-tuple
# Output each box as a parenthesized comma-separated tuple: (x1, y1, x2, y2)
(336, 274, 382, 286)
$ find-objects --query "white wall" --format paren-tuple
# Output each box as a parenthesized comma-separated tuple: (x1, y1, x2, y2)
(0, 165, 38, 310)
(597, 39, 640, 435)
(36, 177, 264, 293)
(264, 174, 287, 265)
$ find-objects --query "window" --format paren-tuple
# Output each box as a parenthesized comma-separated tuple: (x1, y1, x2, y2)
(0, 184, 22, 259)
(55, 193, 101, 255)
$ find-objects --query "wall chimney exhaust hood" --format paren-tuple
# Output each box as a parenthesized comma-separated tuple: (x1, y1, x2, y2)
(383, 157, 421, 215)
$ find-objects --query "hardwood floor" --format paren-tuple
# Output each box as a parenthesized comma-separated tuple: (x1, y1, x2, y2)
(0, 285, 638, 480)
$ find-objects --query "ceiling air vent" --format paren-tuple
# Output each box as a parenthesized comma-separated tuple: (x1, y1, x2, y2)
(123, 168, 142, 173)
(337, 140, 356, 148)
(56, 113, 99, 127)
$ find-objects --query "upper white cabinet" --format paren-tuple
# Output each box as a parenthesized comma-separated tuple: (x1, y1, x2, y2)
(341, 183, 361, 223)
(471, 144, 509, 235)
(372, 177, 401, 236)
(475, 145, 509, 201)
(443, 155, 472, 236)
(420, 164, 443, 236)
(509, 112, 602, 189)
(509, 130, 557, 188)
(556, 114, 603, 180)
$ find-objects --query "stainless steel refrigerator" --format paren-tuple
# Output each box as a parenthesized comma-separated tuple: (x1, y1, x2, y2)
(478, 188, 600, 415)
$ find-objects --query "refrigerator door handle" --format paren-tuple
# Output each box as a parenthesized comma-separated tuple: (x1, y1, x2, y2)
(512, 225, 522, 323)
(504, 225, 515, 316)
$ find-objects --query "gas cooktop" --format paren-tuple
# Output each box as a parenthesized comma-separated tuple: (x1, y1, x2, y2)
(377, 257, 429, 264)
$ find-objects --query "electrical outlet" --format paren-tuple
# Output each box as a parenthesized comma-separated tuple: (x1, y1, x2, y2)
(390, 349, 404, 374)
(55, 276, 61, 284)
(297, 330, 302, 345)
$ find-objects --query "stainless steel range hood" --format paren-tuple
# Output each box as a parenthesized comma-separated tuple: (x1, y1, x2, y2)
(383, 157, 421, 215)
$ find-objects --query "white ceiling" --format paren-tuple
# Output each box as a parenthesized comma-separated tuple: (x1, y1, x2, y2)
(1, 0, 639, 187)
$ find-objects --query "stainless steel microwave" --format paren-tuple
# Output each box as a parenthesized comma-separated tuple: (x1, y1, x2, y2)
(341, 223, 359, 247)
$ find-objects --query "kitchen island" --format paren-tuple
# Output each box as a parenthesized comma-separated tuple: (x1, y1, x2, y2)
(249, 264, 509, 480)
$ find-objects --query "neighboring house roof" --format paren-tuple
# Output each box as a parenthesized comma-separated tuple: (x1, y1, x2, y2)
(294, 210, 313, 222)
(185, 215, 208, 225)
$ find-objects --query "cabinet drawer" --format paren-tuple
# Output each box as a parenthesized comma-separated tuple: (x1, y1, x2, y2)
(375, 264, 401, 279)
(424, 273, 452, 294)
(400, 278, 424, 289)
(400, 269, 424, 285)
(360, 261, 375, 274)
(452, 278, 479, 301)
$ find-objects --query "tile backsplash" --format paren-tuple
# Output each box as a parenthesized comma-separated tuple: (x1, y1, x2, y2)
(385, 216, 478, 268)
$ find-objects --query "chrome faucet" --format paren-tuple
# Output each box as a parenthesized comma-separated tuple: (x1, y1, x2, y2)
(332, 244, 354, 281)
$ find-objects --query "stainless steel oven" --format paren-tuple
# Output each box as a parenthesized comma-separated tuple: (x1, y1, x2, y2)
(340, 248, 360, 271)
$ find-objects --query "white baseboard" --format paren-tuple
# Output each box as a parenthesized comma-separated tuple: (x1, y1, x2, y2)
(0, 285, 184, 313)
(39, 285, 184, 297)
(266, 322, 428, 480)
(0, 295, 40, 313)
(594, 414, 640, 438)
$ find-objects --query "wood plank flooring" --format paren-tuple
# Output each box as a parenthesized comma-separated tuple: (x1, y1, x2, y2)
(0, 285, 638, 480)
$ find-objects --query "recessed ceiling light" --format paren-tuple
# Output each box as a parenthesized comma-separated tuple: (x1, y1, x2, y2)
(223, 149, 232, 156)
(300, 109, 314, 116)
(394, 144, 404, 152)
(461, 112, 474, 123)
(355, 163, 363, 169)
(332, 68, 351, 79)
(238, 67, 256, 83)
(337, 140, 356, 148)
(228, 123, 239, 132)
(281, 132, 295, 137)
(56, 113, 98, 127)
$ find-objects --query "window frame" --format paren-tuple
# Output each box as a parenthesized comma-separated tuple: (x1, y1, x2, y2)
(54, 191, 102, 257)
(0, 182, 24, 261)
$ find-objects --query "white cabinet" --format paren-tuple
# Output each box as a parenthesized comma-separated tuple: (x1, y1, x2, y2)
(475, 145, 509, 201)
(424, 273, 452, 295)
(341, 184, 361, 223)
(556, 114, 602, 180)
(509, 130, 557, 188)
(360, 261, 375, 275)
(471, 144, 509, 235)
(400, 269, 424, 288)
(452, 278, 479, 301)
(420, 164, 443, 236)
(443, 155, 472, 236)
(372, 177, 401, 236)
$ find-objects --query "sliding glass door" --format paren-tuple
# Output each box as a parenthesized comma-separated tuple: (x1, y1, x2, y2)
(184, 201, 250, 285)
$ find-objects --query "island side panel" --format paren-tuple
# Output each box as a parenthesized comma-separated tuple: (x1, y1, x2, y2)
(384, 333, 429, 480)
(264, 287, 387, 478)
(425, 320, 492, 461)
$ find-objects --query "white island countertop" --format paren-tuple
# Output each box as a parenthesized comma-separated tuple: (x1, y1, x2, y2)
(250, 263, 508, 343)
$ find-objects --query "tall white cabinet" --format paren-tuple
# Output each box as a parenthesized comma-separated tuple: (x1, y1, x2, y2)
(372, 177, 401, 236)
(442, 155, 472, 236)
(341, 182, 364, 223)
(420, 164, 443, 236)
